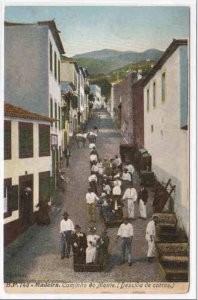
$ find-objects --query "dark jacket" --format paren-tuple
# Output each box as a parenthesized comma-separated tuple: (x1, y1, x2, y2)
(138, 188, 148, 204)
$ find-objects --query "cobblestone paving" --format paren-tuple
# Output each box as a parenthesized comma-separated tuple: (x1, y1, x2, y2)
(4, 109, 162, 283)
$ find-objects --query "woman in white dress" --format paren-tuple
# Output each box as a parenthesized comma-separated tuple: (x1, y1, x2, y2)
(86, 227, 100, 264)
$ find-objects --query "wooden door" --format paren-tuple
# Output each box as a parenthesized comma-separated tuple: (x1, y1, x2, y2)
(19, 174, 33, 227)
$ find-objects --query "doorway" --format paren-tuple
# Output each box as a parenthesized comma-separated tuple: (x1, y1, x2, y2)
(19, 174, 33, 228)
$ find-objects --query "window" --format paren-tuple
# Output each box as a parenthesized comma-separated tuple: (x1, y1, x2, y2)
(39, 171, 51, 202)
(50, 98, 53, 127)
(19, 122, 33, 158)
(4, 178, 12, 217)
(54, 51, 57, 80)
(39, 124, 50, 157)
(146, 89, 150, 111)
(54, 102, 57, 128)
(162, 72, 166, 102)
(58, 60, 60, 84)
(4, 120, 11, 160)
(58, 106, 61, 130)
(153, 81, 156, 108)
(50, 42, 53, 72)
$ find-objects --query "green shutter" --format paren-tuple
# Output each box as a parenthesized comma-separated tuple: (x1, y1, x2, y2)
(39, 125, 50, 155)
(9, 185, 19, 211)
(72, 96, 78, 109)
(50, 176, 55, 196)
(4, 122, 11, 159)
(40, 177, 50, 200)
(20, 124, 33, 157)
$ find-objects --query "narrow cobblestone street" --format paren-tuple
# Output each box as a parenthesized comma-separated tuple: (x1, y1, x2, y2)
(5, 109, 162, 283)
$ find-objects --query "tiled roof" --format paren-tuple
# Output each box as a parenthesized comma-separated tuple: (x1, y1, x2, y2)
(4, 102, 53, 122)
(143, 39, 188, 85)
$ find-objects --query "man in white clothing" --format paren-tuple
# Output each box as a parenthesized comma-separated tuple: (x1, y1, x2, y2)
(90, 153, 98, 167)
(145, 216, 158, 262)
(60, 212, 75, 259)
(125, 162, 135, 176)
(122, 182, 137, 219)
(86, 188, 99, 222)
(112, 179, 122, 195)
(116, 217, 133, 266)
(121, 168, 132, 191)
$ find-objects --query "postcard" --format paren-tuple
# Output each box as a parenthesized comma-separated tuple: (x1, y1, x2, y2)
(1, 0, 196, 299)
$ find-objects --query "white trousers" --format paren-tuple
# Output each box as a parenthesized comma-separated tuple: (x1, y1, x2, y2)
(139, 199, 147, 219)
(86, 246, 96, 263)
(147, 240, 155, 257)
(127, 199, 135, 218)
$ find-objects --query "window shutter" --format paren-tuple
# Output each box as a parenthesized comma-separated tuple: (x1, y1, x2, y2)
(50, 176, 55, 196)
(9, 185, 19, 211)
(4, 121, 11, 159)
(39, 125, 50, 156)
(40, 177, 50, 200)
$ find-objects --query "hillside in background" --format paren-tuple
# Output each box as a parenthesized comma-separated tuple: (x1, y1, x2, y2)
(73, 48, 163, 75)
(89, 60, 157, 99)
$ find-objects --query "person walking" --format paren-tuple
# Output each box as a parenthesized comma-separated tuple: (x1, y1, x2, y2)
(86, 188, 99, 222)
(116, 217, 133, 266)
(122, 182, 137, 219)
(138, 183, 148, 219)
(145, 216, 157, 262)
(60, 212, 75, 259)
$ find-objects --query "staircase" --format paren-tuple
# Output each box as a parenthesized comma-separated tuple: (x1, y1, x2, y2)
(153, 213, 189, 282)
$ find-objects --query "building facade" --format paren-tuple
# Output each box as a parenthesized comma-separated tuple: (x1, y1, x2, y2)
(4, 103, 52, 245)
(143, 39, 189, 234)
(4, 20, 64, 187)
(90, 84, 102, 109)
(61, 57, 79, 147)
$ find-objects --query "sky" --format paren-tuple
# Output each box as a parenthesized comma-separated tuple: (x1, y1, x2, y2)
(5, 6, 190, 57)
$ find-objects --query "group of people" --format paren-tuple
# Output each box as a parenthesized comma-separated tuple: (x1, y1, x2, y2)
(60, 212, 109, 265)
(87, 144, 149, 223)
(59, 125, 157, 268)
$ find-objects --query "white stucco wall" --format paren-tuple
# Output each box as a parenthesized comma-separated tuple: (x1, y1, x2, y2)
(110, 85, 115, 118)
(144, 47, 189, 234)
(48, 29, 62, 150)
(79, 70, 85, 118)
(4, 118, 51, 224)
(5, 25, 49, 116)
(5, 25, 62, 152)
(60, 61, 74, 83)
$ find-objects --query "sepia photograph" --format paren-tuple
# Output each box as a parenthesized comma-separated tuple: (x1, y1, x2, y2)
(1, 0, 196, 298)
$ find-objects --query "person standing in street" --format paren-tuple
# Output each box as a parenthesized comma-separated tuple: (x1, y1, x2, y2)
(63, 146, 71, 168)
(145, 216, 157, 262)
(121, 168, 132, 191)
(122, 182, 137, 219)
(86, 188, 99, 222)
(138, 183, 148, 219)
(72, 224, 87, 264)
(60, 212, 75, 259)
(116, 217, 133, 266)
(88, 172, 98, 194)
